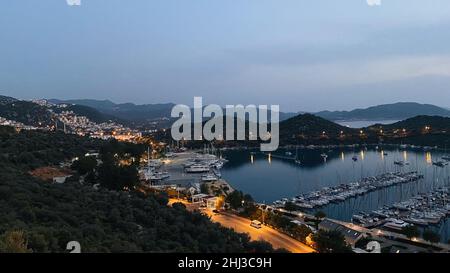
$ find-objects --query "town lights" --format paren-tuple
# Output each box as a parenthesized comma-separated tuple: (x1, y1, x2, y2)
(305, 234, 314, 246)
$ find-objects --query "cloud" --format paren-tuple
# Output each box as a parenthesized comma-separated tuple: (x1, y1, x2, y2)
(66, 0, 81, 6)
(229, 54, 450, 95)
(367, 0, 381, 6)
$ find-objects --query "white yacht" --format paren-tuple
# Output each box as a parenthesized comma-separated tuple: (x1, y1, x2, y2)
(383, 219, 409, 230)
(405, 217, 428, 226)
(186, 164, 210, 173)
(201, 174, 218, 182)
(394, 160, 405, 166)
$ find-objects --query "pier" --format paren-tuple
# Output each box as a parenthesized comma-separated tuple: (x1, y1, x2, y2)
(352, 187, 450, 228)
(273, 172, 424, 209)
(257, 152, 299, 162)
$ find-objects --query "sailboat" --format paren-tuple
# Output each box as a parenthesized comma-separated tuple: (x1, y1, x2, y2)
(442, 155, 450, 161)
(394, 160, 405, 166)
(433, 161, 448, 167)
(294, 146, 301, 165)
(442, 145, 450, 161)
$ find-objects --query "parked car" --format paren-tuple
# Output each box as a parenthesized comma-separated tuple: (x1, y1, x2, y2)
(250, 220, 262, 229)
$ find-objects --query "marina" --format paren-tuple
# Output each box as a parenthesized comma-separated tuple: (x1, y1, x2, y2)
(273, 172, 424, 209)
(139, 151, 229, 187)
(352, 187, 450, 228)
(138, 145, 450, 243)
(220, 147, 450, 242)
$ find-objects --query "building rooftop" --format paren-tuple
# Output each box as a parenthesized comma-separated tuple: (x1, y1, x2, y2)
(319, 219, 363, 241)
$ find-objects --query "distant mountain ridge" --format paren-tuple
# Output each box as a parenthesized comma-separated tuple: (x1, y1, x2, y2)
(48, 98, 300, 122)
(5, 94, 450, 149)
(48, 99, 117, 110)
(48, 99, 176, 122)
(315, 102, 450, 121)
(5, 96, 450, 132)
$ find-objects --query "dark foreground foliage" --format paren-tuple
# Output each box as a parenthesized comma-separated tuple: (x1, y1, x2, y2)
(0, 169, 269, 252)
(0, 126, 277, 253)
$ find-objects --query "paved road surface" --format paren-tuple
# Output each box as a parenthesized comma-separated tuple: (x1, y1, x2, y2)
(208, 212, 315, 253)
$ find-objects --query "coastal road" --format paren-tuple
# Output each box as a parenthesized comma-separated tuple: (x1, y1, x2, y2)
(208, 212, 315, 253)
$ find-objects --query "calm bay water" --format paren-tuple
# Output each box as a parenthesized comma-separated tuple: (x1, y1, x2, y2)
(336, 119, 400, 128)
(221, 147, 450, 242)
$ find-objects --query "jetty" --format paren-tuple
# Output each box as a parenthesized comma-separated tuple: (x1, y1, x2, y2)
(352, 187, 450, 227)
(273, 172, 424, 209)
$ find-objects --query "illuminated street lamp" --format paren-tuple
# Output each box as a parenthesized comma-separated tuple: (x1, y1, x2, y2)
(259, 205, 267, 224)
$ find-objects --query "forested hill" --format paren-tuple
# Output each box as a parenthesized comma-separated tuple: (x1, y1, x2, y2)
(0, 100, 54, 127)
(0, 126, 278, 253)
(375, 115, 450, 131)
(51, 104, 124, 124)
(315, 102, 450, 121)
(0, 95, 17, 105)
(49, 98, 175, 122)
(0, 96, 126, 127)
(279, 113, 356, 144)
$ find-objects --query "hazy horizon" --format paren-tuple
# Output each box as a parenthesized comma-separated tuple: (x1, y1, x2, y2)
(2, 1, 450, 112)
(7, 96, 448, 114)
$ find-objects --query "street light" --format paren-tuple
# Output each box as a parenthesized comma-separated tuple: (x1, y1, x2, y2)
(259, 205, 267, 224)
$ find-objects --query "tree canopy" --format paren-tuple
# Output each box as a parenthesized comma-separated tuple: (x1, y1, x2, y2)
(312, 230, 352, 253)
(0, 126, 278, 253)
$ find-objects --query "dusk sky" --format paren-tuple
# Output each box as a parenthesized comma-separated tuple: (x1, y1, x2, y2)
(2, 0, 450, 112)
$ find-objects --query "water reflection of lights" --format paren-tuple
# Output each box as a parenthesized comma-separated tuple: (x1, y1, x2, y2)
(268, 153, 272, 164)
(251, 154, 254, 164)
(381, 150, 385, 160)
(426, 152, 432, 164)
(360, 150, 365, 161)
(403, 151, 408, 161)
(341, 152, 345, 161)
